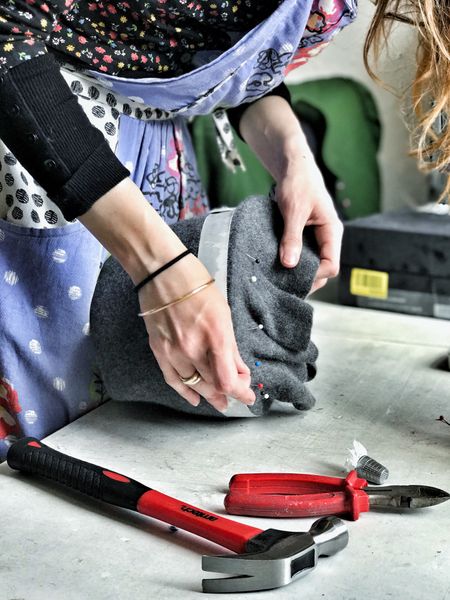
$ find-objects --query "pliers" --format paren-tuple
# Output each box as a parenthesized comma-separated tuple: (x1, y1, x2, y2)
(224, 470, 450, 521)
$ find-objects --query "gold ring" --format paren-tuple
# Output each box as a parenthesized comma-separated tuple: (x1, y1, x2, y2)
(180, 371, 202, 386)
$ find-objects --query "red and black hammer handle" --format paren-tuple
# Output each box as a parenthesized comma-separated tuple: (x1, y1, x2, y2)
(7, 437, 262, 553)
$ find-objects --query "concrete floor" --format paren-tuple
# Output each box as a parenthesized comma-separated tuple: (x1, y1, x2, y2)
(1, 300, 449, 600)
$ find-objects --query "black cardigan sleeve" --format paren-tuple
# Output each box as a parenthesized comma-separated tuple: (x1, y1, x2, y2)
(0, 54, 130, 221)
(227, 82, 292, 139)
(0, 0, 129, 221)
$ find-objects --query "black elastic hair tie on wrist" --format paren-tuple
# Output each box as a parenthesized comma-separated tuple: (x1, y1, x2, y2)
(134, 249, 191, 293)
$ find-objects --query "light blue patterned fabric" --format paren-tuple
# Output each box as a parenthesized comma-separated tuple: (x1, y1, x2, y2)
(0, 221, 106, 454)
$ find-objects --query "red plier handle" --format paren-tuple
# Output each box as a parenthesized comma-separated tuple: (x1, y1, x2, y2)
(225, 471, 370, 521)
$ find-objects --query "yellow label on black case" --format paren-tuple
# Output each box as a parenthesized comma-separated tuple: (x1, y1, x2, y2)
(350, 268, 389, 299)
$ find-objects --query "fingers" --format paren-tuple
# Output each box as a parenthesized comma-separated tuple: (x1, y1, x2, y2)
(184, 320, 254, 406)
(233, 342, 251, 377)
(276, 179, 307, 268)
(276, 173, 343, 280)
(208, 344, 256, 406)
(279, 200, 309, 269)
(152, 340, 252, 413)
(174, 328, 254, 407)
(277, 189, 340, 293)
(144, 279, 255, 411)
(153, 353, 201, 407)
(310, 217, 342, 293)
(281, 205, 342, 277)
(309, 277, 328, 295)
(187, 360, 229, 413)
(154, 345, 228, 411)
(314, 219, 343, 281)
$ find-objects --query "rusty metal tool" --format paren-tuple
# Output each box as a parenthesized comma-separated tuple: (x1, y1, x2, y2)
(7, 438, 349, 593)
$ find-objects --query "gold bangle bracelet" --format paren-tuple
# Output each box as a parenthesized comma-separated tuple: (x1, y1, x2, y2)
(138, 278, 215, 317)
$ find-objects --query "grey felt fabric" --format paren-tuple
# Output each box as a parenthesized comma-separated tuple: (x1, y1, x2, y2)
(90, 195, 320, 417)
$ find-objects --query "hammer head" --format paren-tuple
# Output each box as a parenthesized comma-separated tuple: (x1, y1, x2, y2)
(202, 516, 348, 593)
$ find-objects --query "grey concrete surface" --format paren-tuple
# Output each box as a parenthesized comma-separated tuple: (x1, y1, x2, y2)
(1, 301, 449, 600)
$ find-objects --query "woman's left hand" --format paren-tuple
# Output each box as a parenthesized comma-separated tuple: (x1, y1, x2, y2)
(275, 153, 343, 293)
(238, 94, 344, 293)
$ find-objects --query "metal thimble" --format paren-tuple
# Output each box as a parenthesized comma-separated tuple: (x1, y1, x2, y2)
(356, 455, 389, 485)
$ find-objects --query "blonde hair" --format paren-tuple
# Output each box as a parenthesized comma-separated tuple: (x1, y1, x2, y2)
(364, 0, 450, 201)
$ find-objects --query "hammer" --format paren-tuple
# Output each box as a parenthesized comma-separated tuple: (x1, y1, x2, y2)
(7, 438, 348, 593)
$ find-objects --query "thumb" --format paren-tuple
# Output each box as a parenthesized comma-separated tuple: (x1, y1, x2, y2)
(279, 206, 309, 268)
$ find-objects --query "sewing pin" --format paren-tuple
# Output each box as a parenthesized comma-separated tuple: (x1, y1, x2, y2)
(245, 253, 260, 264)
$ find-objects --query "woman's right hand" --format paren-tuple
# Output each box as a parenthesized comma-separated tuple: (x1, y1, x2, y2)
(138, 252, 256, 412)
(79, 178, 255, 413)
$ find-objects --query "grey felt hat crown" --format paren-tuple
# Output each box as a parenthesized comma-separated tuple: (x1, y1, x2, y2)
(90, 195, 320, 418)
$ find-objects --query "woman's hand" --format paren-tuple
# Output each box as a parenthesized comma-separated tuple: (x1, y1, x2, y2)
(138, 252, 255, 411)
(275, 151, 343, 293)
(238, 94, 343, 292)
(80, 178, 255, 412)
